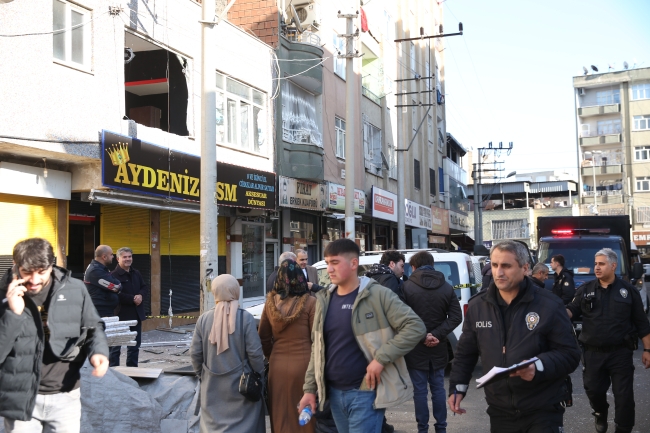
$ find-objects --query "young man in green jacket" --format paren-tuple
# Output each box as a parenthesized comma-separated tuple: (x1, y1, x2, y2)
(299, 239, 426, 433)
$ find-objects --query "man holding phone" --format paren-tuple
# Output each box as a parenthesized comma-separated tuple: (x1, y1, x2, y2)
(0, 238, 109, 432)
(448, 240, 580, 433)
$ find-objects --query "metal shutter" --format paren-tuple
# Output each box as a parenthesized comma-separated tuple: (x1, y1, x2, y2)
(100, 205, 150, 254)
(0, 193, 58, 255)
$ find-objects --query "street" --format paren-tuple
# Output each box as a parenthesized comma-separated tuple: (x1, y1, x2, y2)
(382, 346, 650, 433)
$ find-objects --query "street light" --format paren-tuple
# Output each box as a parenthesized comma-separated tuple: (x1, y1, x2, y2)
(584, 151, 602, 214)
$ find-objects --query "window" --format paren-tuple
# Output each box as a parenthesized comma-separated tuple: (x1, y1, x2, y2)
(363, 119, 382, 173)
(388, 144, 397, 179)
(216, 73, 267, 153)
(634, 115, 650, 131)
(335, 117, 345, 159)
(410, 42, 416, 73)
(333, 32, 346, 78)
(635, 146, 650, 161)
(425, 61, 431, 90)
(383, 11, 394, 42)
(492, 219, 529, 240)
(636, 177, 650, 191)
(53, 0, 90, 68)
(281, 80, 322, 147)
(596, 89, 620, 105)
(597, 119, 621, 135)
(638, 207, 650, 223)
(427, 115, 433, 143)
(632, 83, 650, 100)
(414, 159, 421, 189)
(429, 168, 436, 196)
(438, 128, 445, 152)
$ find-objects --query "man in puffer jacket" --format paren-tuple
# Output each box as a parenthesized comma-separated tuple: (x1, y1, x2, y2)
(365, 249, 406, 299)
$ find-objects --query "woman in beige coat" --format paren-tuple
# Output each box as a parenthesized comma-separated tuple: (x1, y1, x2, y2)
(259, 259, 316, 433)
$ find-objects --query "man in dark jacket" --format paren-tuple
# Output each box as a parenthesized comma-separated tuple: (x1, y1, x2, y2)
(84, 245, 122, 317)
(365, 249, 405, 298)
(0, 238, 109, 431)
(109, 247, 147, 367)
(448, 240, 580, 432)
(480, 261, 492, 292)
(551, 254, 576, 305)
(531, 262, 550, 289)
(403, 251, 462, 433)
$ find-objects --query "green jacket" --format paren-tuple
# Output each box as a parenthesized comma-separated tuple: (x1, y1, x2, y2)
(303, 276, 426, 410)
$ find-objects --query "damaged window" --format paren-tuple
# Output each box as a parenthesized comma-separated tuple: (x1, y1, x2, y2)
(281, 80, 322, 147)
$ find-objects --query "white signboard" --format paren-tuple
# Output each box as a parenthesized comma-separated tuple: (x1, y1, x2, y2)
(404, 199, 433, 230)
(372, 187, 397, 222)
(278, 176, 326, 211)
(449, 210, 471, 232)
(328, 183, 366, 213)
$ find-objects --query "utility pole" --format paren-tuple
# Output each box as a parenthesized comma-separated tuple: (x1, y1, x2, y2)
(338, 5, 361, 241)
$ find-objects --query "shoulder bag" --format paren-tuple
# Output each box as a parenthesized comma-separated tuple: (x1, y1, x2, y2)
(237, 309, 263, 402)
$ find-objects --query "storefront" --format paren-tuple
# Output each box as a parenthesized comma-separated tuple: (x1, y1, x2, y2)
(371, 186, 397, 250)
(633, 231, 650, 257)
(430, 206, 450, 249)
(325, 182, 370, 251)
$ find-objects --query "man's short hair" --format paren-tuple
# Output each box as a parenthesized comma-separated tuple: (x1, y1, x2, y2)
(490, 240, 529, 268)
(532, 263, 549, 276)
(295, 249, 307, 256)
(324, 239, 360, 258)
(409, 251, 434, 269)
(94, 245, 112, 259)
(278, 251, 297, 266)
(551, 254, 565, 267)
(595, 248, 618, 265)
(116, 247, 133, 258)
(380, 249, 406, 266)
(13, 238, 55, 272)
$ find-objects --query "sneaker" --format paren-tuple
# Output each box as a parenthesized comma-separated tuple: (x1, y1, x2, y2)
(593, 412, 607, 433)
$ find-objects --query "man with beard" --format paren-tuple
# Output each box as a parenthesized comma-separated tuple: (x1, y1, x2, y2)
(365, 249, 406, 299)
(0, 238, 109, 432)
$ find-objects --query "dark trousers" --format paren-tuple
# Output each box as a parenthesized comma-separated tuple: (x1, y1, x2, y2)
(583, 347, 635, 433)
(408, 363, 447, 433)
(487, 405, 564, 433)
(108, 320, 142, 367)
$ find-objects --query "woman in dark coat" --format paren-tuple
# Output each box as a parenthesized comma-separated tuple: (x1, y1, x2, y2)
(259, 260, 316, 433)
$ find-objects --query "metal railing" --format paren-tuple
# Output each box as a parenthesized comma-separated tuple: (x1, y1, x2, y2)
(284, 30, 321, 47)
(581, 189, 623, 197)
(580, 127, 622, 138)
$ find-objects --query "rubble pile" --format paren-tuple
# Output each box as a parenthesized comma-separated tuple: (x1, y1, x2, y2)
(102, 316, 137, 347)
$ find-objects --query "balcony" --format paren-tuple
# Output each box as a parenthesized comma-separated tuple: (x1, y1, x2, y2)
(581, 164, 623, 176)
(580, 132, 622, 147)
(278, 34, 324, 95)
(581, 190, 624, 205)
(443, 157, 467, 185)
(578, 103, 621, 118)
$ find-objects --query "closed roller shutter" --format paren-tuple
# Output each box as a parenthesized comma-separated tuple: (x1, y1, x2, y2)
(0, 193, 58, 256)
(100, 205, 150, 254)
(160, 211, 200, 255)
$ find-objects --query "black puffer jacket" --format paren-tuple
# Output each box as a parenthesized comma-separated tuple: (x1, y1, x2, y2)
(84, 259, 121, 317)
(0, 267, 109, 421)
(449, 277, 580, 414)
(480, 262, 493, 292)
(365, 264, 404, 299)
(402, 266, 462, 371)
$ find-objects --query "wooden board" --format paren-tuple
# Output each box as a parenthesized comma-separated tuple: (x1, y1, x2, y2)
(112, 366, 162, 379)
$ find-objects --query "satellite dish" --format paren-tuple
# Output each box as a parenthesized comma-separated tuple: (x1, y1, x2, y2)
(591, 65, 599, 72)
(287, 4, 304, 33)
(624, 61, 629, 70)
(583, 66, 588, 75)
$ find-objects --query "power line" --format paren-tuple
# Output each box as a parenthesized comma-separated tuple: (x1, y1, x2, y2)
(0, 10, 111, 37)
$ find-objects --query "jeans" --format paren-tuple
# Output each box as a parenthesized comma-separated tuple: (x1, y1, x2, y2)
(109, 320, 142, 367)
(4, 388, 81, 433)
(408, 363, 447, 433)
(328, 387, 385, 433)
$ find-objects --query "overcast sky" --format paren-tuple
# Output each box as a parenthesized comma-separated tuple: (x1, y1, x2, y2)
(442, 0, 650, 181)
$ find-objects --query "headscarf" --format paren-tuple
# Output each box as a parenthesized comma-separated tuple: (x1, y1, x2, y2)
(208, 274, 240, 355)
(273, 259, 308, 300)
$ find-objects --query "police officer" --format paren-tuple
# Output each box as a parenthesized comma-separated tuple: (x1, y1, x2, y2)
(566, 248, 650, 433)
(551, 254, 575, 305)
(448, 240, 580, 432)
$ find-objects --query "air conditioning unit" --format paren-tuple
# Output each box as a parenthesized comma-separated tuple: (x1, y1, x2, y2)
(578, 88, 586, 96)
(295, 2, 321, 29)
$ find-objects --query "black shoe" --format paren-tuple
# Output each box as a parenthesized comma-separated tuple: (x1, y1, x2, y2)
(382, 417, 395, 433)
(593, 412, 607, 433)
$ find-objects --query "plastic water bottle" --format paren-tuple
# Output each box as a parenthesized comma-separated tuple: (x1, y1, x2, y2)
(298, 407, 312, 426)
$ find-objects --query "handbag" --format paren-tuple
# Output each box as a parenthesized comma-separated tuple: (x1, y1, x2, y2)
(237, 309, 264, 402)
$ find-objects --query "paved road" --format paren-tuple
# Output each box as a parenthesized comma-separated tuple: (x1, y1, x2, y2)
(383, 346, 650, 433)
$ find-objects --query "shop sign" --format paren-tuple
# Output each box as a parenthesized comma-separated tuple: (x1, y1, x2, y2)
(328, 182, 366, 213)
(430, 206, 450, 235)
(448, 210, 471, 232)
(404, 199, 433, 230)
(372, 187, 397, 222)
(633, 231, 650, 246)
(101, 130, 275, 209)
(429, 235, 446, 244)
(278, 176, 326, 211)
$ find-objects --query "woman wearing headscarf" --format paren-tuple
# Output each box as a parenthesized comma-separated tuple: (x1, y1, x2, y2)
(259, 259, 317, 433)
(190, 274, 265, 433)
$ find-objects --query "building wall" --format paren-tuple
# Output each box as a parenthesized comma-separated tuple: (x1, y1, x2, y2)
(227, 0, 279, 48)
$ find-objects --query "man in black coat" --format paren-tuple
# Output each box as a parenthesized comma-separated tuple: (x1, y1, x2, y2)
(0, 238, 109, 431)
(109, 247, 148, 367)
(402, 251, 462, 433)
(449, 240, 580, 432)
(551, 254, 576, 305)
(84, 245, 122, 317)
(365, 249, 406, 299)
(531, 262, 550, 289)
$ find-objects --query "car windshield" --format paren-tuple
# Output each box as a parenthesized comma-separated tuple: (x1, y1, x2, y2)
(538, 239, 626, 276)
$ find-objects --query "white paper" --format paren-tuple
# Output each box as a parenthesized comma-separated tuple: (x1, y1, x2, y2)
(476, 357, 539, 388)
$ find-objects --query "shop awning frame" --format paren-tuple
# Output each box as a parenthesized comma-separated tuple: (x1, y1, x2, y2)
(85, 189, 201, 214)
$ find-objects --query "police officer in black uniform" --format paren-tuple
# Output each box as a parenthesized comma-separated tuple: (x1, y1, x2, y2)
(448, 240, 580, 432)
(566, 248, 650, 433)
(551, 254, 576, 305)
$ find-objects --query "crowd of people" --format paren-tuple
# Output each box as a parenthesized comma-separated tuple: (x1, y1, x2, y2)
(1, 236, 650, 433)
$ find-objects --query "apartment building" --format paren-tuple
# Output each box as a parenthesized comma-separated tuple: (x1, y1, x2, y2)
(573, 66, 650, 253)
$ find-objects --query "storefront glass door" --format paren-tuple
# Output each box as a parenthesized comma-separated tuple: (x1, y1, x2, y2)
(242, 224, 265, 299)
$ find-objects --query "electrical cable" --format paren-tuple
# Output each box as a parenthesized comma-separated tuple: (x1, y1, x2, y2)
(0, 10, 111, 37)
